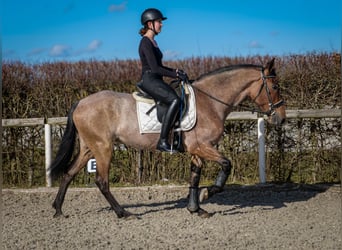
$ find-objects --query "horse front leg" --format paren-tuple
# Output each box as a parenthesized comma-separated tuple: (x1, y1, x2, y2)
(187, 155, 211, 218)
(199, 157, 232, 202)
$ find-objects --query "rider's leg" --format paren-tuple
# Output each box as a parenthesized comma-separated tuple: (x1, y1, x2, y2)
(157, 98, 180, 152)
(141, 72, 181, 153)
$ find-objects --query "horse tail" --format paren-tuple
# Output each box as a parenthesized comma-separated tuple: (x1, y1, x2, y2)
(49, 102, 79, 181)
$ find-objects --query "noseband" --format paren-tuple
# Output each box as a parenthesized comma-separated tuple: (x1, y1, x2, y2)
(253, 70, 285, 116)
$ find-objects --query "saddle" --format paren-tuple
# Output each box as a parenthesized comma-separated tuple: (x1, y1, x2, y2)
(132, 80, 197, 135)
(134, 80, 189, 123)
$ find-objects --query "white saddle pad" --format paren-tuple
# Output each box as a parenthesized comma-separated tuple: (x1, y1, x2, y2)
(135, 85, 197, 134)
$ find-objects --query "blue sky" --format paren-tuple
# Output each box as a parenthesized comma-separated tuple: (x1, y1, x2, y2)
(2, 0, 341, 63)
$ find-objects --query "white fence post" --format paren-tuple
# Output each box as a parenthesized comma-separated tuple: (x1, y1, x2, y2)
(258, 118, 266, 184)
(44, 123, 52, 187)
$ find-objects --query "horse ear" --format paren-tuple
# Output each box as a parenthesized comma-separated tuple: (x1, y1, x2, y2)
(266, 58, 275, 70)
(265, 58, 275, 75)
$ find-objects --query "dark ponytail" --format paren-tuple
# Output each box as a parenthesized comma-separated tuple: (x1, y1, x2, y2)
(139, 25, 149, 36)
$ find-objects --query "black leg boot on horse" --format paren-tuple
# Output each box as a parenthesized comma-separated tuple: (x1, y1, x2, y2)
(187, 159, 212, 218)
(157, 99, 180, 153)
(199, 158, 232, 202)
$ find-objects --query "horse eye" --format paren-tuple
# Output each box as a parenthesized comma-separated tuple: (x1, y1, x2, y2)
(272, 84, 279, 90)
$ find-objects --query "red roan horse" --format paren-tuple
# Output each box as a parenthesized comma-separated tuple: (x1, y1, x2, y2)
(50, 58, 285, 219)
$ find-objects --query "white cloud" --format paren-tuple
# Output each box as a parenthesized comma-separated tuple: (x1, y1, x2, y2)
(49, 45, 71, 57)
(87, 40, 102, 52)
(248, 41, 263, 49)
(48, 40, 102, 59)
(108, 1, 127, 12)
(163, 50, 181, 60)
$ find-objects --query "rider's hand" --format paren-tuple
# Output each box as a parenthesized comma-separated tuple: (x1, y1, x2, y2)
(176, 69, 188, 82)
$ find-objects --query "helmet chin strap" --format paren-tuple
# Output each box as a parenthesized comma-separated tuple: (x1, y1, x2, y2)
(149, 21, 159, 35)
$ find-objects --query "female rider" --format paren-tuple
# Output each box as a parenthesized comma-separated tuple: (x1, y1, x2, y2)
(138, 8, 188, 153)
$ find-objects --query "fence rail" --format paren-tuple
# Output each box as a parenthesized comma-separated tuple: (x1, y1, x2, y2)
(2, 109, 340, 127)
(2, 109, 341, 187)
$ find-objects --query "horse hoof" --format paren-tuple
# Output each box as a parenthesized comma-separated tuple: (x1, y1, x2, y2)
(124, 214, 139, 220)
(189, 208, 212, 218)
(53, 212, 69, 218)
(197, 208, 212, 218)
(199, 187, 209, 202)
(121, 211, 138, 220)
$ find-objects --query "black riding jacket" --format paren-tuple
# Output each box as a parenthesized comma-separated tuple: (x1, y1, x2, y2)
(139, 36, 177, 78)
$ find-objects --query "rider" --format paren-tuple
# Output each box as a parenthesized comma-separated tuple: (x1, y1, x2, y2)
(138, 8, 188, 153)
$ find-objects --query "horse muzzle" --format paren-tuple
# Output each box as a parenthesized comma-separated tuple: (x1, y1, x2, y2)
(268, 110, 286, 126)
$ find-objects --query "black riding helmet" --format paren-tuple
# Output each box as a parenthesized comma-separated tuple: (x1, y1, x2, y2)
(141, 8, 167, 25)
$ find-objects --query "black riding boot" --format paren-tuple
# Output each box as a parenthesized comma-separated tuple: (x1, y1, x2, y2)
(157, 99, 180, 153)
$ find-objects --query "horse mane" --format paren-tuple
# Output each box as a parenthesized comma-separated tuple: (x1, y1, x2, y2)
(195, 64, 263, 81)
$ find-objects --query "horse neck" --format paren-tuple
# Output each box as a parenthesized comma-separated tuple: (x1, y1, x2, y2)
(194, 67, 261, 117)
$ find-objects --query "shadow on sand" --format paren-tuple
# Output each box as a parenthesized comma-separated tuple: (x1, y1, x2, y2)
(96, 183, 339, 217)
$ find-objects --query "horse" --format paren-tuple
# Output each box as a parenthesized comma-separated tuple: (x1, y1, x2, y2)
(50, 58, 286, 219)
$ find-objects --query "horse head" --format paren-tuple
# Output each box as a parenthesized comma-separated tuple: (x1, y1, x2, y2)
(250, 58, 286, 126)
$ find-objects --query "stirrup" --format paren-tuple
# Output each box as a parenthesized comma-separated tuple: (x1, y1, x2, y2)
(172, 133, 184, 152)
(157, 140, 178, 153)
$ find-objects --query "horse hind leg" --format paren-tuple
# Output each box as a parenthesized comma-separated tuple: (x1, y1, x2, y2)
(95, 175, 135, 219)
(93, 148, 136, 219)
(52, 146, 92, 218)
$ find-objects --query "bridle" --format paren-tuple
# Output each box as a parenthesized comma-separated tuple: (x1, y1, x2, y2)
(252, 69, 286, 116)
(189, 68, 286, 117)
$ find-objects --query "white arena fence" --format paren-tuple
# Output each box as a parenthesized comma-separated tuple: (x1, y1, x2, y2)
(2, 109, 341, 187)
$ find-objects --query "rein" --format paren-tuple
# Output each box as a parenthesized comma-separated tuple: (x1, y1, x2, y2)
(190, 69, 285, 116)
